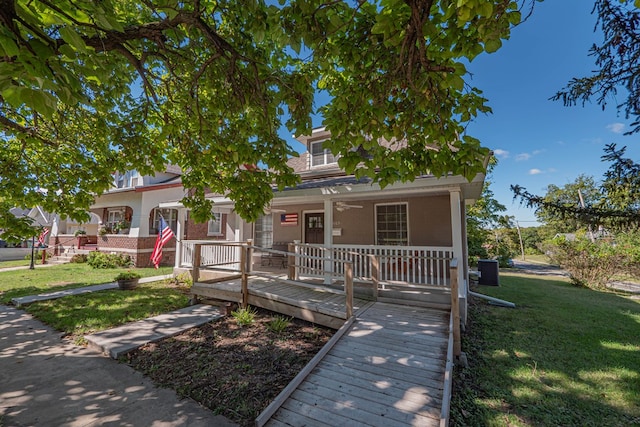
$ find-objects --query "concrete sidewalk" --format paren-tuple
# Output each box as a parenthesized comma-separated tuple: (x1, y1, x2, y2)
(0, 263, 56, 272)
(10, 275, 173, 307)
(85, 304, 225, 359)
(0, 304, 237, 427)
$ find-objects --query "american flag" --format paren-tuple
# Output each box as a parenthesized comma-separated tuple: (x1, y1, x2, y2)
(280, 213, 298, 226)
(37, 228, 50, 246)
(150, 217, 175, 268)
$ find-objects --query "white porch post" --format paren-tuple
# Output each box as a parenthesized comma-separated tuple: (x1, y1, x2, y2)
(174, 208, 186, 268)
(323, 199, 334, 284)
(450, 189, 467, 323)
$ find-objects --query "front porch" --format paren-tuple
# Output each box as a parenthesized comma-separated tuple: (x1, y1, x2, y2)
(176, 240, 466, 327)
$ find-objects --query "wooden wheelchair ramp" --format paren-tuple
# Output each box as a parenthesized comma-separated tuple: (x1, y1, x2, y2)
(257, 302, 451, 427)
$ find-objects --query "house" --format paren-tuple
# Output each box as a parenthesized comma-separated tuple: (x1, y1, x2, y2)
(51, 166, 246, 267)
(173, 128, 487, 323)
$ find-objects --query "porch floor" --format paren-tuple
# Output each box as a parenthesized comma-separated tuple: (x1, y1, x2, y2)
(192, 273, 372, 329)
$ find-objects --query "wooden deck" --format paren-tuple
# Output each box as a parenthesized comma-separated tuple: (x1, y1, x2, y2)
(191, 273, 373, 329)
(257, 302, 451, 427)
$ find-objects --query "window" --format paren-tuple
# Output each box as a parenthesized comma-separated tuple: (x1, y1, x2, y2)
(375, 203, 408, 245)
(207, 213, 222, 236)
(116, 170, 139, 188)
(106, 208, 125, 230)
(310, 140, 336, 167)
(254, 214, 273, 248)
(150, 208, 178, 234)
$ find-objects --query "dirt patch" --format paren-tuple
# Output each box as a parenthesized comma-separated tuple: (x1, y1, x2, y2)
(49, 281, 75, 287)
(124, 307, 334, 426)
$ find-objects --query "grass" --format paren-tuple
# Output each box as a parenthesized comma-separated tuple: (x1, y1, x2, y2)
(451, 271, 640, 426)
(0, 259, 33, 268)
(0, 263, 173, 304)
(25, 281, 189, 342)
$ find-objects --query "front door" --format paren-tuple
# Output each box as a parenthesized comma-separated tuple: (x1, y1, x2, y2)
(305, 213, 324, 244)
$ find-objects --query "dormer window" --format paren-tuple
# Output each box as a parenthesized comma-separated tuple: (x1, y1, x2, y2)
(310, 140, 336, 167)
(116, 170, 140, 188)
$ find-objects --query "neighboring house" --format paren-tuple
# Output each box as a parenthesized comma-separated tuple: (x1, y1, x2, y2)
(174, 127, 488, 323)
(52, 166, 244, 267)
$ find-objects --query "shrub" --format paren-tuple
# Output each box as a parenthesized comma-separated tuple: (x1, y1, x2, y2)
(70, 254, 88, 263)
(114, 270, 142, 281)
(231, 306, 257, 326)
(547, 235, 623, 289)
(613, 232, 640, 278)
(87, 251, 132, 269)
(24, 250, 51, 261)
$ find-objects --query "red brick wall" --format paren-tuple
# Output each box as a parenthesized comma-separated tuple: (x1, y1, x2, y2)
(96, 235, 176, 268)
(185, 214, 227, 240)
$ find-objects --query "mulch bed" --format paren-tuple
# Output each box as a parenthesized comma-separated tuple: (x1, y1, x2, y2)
(124, 306, 334, 426)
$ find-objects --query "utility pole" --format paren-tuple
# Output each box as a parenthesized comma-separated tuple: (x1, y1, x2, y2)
(578, 190, 596, 242)
(515, 220, 525, 261)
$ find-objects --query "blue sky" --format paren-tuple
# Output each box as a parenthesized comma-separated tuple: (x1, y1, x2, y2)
(285, 0, 640, 227)
(466, 0, 640, 225)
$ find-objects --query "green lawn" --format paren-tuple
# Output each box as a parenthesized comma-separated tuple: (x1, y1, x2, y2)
(0, 263, 174, 304)
(0, 259, 33, 268)
(451, 271, 640, 426)
(0, 263, 188, 344)
(26, 281, 189, 341)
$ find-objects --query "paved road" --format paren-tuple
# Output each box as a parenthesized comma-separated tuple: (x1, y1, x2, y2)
(511, 259, 568, 277)
(511, 259, 640, 295)
(0, 305, 237, 427)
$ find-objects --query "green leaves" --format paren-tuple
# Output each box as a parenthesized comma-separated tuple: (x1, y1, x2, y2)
(0, 0, 526, 228)
(59, 27, 88, 52)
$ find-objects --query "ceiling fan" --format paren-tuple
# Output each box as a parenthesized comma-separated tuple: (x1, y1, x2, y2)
(263, 204, 286, 214)
(335, 201, 364, 212)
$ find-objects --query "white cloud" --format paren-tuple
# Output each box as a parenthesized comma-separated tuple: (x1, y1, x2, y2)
(493, 149, 509, 159)
(516, 153, 531, 161)
(529, 168, 542, 175)
(607, 122, 625, 134)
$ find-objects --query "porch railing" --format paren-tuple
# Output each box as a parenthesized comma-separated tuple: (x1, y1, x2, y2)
(180, 240, 455, 287)
(297, 243, 454, 286)
(180, 240, 242, 271)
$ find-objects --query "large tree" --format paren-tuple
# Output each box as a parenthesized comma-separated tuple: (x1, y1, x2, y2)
(0, 0, 529, 238)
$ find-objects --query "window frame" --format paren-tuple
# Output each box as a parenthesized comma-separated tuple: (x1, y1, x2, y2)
(374, 202, 409, 246)
(207, 213, 223, 236)
(150, 208, 178, 235)
(310, 140, 337, 168)
(254, 214, 273, 248)
(106, 209, 125, 231)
